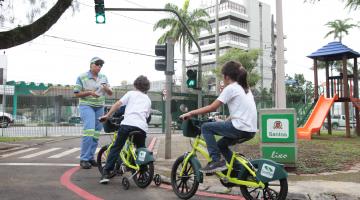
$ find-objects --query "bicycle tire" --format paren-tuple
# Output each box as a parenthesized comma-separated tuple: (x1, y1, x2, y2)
(239, 164, 288, 200)
(96, 145, 118, 178)
(132, 162, 154, 188)
(171, 155, 199, 199)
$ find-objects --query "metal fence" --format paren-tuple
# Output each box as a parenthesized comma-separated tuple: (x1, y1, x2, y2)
(0, 82, 272, 137)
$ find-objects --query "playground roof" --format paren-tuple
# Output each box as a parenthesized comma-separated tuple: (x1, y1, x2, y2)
(308, 41, 360, 61)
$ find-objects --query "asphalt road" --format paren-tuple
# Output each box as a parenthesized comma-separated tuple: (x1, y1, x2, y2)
(0, 136, 220, 200)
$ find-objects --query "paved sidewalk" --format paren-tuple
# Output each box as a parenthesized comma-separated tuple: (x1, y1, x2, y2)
(153, 134, 360, 200)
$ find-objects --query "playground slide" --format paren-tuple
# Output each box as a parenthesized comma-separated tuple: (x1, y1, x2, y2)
(297, 94, 338, 140)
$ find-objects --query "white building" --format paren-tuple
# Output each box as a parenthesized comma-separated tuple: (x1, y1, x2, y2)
(188, 0, 273, 92)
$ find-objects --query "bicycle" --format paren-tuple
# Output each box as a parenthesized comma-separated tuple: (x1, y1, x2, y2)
(171, 118, 288, 200)
(97, 108, 161, 190)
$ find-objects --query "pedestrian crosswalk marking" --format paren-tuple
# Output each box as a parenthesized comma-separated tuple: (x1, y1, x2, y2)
(48, 148, 80, 158)
(20, 148, 62, 159)
(0, 148, 39, 158)
(76, 147, 100, 159)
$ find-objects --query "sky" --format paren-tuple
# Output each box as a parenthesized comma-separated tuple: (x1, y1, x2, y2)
(1, 0, 360, 86)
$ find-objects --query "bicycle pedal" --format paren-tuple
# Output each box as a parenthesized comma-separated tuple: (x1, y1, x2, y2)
(205, 172, 215, 176)
(221, 177, 229, 183)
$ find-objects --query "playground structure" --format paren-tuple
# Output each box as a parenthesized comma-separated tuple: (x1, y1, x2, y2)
(297, 41, 360, 139)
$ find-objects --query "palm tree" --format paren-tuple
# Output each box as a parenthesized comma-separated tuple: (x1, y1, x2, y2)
(324, 18, 358, 42)
(153, 0, 211, 92)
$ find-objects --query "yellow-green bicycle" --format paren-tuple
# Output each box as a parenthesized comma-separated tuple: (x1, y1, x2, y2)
(171, 119, 288, 200)
(97, 110, 161, 190)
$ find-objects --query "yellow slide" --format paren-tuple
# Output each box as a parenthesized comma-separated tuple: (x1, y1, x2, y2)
(297, 94, 338, 140)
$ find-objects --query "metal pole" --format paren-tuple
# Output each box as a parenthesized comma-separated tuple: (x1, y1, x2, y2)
(105, 7, 202, 108)
(271, 15, 276, 107)
(259, 2, 264, 108)
(275, 0, 286, 108)
(165, 38, 174, 159)
(215, 0, 220, 95)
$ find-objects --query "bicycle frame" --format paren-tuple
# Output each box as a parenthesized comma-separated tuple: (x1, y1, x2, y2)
(180, 135, 265, 188)
(105, 132, 140, 172)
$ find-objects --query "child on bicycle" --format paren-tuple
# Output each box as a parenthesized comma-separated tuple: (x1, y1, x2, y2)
(99, 75, 151, 184)
(180, 61, 257, 173)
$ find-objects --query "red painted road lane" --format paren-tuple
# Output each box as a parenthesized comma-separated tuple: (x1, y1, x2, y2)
(60, 166, 104, 200)
(60, 137, 244, 200)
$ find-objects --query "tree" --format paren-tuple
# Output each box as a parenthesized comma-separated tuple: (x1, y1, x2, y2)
(307, 0, 360, 11)
(0, 0, 76, 49)
(324, 18, 358, 42)
(214, 48, 261, 88)
(153, 0, 211, 92)
(286, 73, 314, 106)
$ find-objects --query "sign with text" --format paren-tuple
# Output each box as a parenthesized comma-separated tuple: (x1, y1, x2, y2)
(259, 109, 297, 166)
(261, 114, 295, 143)
(262, 146, 296, 164)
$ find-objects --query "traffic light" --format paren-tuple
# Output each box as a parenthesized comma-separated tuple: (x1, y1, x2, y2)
(155, 44, 167, 71)
(186, 69, 197, 89)
(154, 39, 174, 75)
(94, 0, 105, 24)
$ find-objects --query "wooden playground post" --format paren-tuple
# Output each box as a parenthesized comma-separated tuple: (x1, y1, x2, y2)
(325, 61, 332, 135)
(354, 58, 360, 136)
(342, 56, 351, 138)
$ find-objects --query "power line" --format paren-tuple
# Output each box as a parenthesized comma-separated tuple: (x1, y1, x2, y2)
(44, 34, 156, 58)
(42, 34, 190, 62)
(78, 1, 154, 25)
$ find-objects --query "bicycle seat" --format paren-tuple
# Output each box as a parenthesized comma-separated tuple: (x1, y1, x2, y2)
(223, 132, 255, 146)
(128, 131, 145, 141)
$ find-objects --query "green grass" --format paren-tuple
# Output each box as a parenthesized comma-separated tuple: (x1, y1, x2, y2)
(0, 137, 35, 142)
(233, 132, 360, 174)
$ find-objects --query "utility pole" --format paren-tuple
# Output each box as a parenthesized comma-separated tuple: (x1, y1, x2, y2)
(215, 0, 220, 95)
(271, 15, 276, 107)
(275, 0, 286, 108)
(164, 38, 174, 159)
(259, 2, 264, 107)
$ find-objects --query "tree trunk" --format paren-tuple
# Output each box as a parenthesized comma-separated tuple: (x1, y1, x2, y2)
(181, 37, 187, 93)
(0, 0, 73, 49)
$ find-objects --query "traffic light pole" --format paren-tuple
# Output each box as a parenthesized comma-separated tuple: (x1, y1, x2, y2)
(165, 38, 174, 159)
(105, 7, 203, 108)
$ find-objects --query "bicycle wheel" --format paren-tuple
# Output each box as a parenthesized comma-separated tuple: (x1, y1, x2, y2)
(132, 162, 154, 188)
(171, 155, 199, 199)
(96, 145, 118, 178)
(239, 164, 288, 200)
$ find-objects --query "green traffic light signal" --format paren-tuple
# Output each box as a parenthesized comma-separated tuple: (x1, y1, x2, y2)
(186, 69, 197, 89)
(94, 0, 105, 24)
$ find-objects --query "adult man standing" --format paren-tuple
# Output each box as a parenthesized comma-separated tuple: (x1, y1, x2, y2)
(74, 57, 113, 169)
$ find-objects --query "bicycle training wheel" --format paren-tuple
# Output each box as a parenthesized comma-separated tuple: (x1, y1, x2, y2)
(239, 164, 288, 200)
(96, 145, 118, 178)
(171, 155, 199, 199)
(132, 162, 154, 188)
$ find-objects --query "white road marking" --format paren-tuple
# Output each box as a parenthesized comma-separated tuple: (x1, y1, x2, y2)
(19, 148, 62, 159)
(48, 148, 80, 158)
(0, 163, 78, 167)
(76, 147, 100, 158)
(0, 148, 39, 158)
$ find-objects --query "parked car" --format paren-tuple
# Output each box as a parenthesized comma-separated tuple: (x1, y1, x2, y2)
(0, 112, 14, 128)
(149, 109, 162, 127)
(324, 114, 355, 129)
(69, 116, 82, 125)
(15, 115, 30, 124)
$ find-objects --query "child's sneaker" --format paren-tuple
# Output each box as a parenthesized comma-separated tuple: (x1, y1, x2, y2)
(99, 169, 110, 184)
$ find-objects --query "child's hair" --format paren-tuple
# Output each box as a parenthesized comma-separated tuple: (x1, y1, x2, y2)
(134, 75, 150, 93)
(221, 61, 249, 93)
